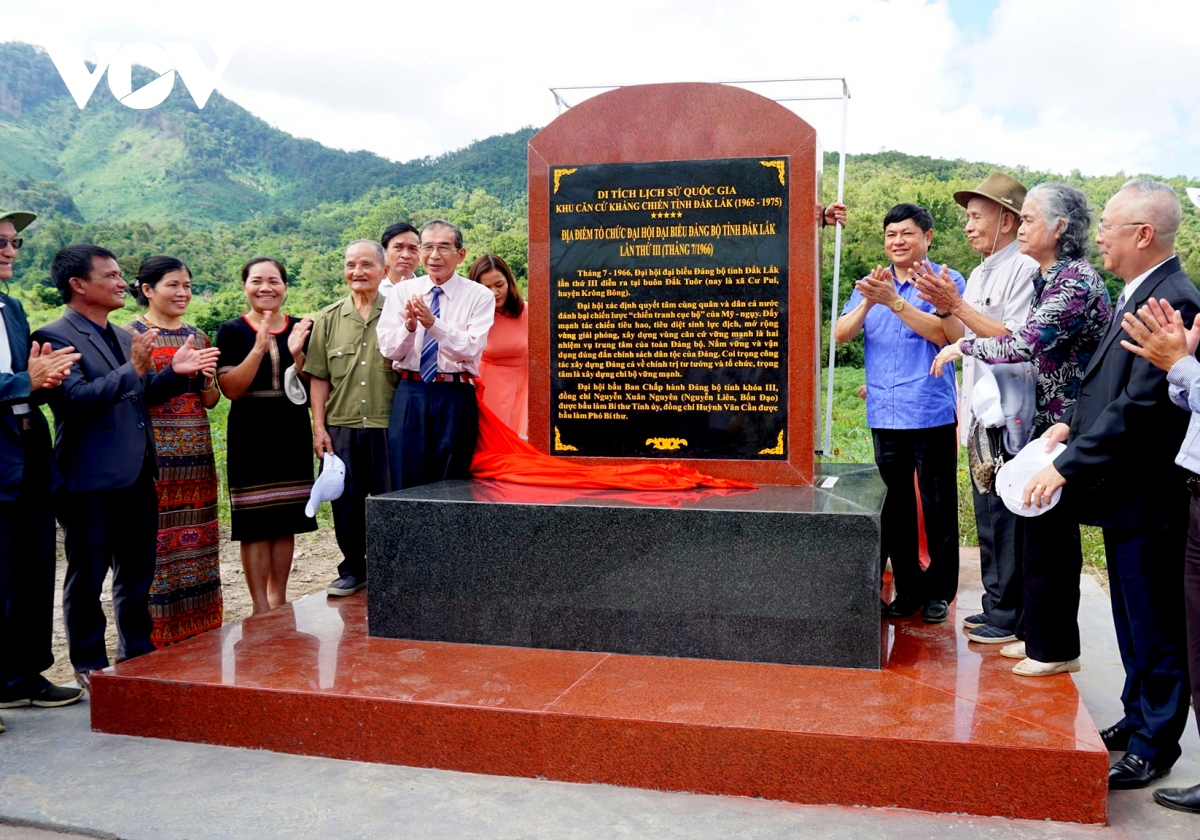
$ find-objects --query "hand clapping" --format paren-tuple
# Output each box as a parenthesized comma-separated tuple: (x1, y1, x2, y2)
(288, 316, 312, 361)
(912, 260, 960, 313)
(406, 294, 435, 330)
(27, 342, 81, 390)
(171, 334, 221, 376)
(855, 265, 898, 307)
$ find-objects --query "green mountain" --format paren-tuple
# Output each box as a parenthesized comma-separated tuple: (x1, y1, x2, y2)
(0, 41, 533, 226)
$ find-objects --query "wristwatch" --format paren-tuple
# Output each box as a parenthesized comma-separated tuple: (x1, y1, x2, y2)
(890, 298, 905, 313)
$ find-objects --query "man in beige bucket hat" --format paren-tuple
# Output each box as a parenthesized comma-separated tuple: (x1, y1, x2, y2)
(915, 173, 1040, 644)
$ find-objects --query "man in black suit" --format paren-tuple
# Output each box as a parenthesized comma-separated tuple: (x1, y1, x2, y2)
(32, 245, 219, 688)
(0, 210, 82, 726)
(1023, 179, 1199, 789)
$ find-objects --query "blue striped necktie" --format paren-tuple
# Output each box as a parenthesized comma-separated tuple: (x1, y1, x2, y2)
(419, 286, 443, 382)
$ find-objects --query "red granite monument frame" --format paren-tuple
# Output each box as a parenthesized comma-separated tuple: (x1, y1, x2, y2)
(528, 82, 822, 486)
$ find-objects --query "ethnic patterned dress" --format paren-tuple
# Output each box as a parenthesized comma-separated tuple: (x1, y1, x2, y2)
(216, 315, 316, 543)
(124, 316, 223, 648)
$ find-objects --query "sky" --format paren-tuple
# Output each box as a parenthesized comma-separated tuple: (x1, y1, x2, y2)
(7, 0, 1200, 181)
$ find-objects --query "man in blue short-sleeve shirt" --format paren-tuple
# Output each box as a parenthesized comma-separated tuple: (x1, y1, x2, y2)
(836, 203, 965, 624)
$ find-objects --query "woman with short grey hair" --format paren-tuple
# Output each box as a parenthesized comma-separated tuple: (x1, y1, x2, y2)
(929, 181, 1111, 676)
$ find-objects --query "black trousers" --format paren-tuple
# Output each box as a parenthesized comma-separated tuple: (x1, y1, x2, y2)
(58, 462, 158, 672)
(387, 379, 478, 491)
(872, 423, 960, 604)
(0, 420, 57, 694)
(1185, 496, 1200, 745)
(1104, 519, 1190, 767)
(973, 482, 1021, 631)
(1018, 501, 1082, 662)
(327, 425, 393, 581)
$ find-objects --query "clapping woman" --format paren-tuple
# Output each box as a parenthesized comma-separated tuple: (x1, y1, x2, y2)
(216, 258, 315, 614)
(930, 182, 1110, 676)
(125, 256, 223, 647)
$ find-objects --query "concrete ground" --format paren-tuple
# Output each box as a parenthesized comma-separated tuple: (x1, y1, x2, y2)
(2, 549, 1199, 840)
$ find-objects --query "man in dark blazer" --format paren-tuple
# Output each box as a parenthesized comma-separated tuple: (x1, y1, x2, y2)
(0, 210, 82, 725)
(1023, 180, 1200, 789)
(32, 244, 219, 688)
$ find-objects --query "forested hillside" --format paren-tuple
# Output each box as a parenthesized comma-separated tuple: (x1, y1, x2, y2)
(0, 42, 533, 225)
(3, 39, 1199, 360)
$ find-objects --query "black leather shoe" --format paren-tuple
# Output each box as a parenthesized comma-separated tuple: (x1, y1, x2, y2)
(882, 597, 921, 619)
(1108, 753, 1170, 790)
(1098, 723, 1134, 752)
(1154, 783, 1200, 814)
(921, 600, 950, 624)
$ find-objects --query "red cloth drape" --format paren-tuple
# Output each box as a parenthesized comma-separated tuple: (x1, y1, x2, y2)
(469, 385, 755, 491)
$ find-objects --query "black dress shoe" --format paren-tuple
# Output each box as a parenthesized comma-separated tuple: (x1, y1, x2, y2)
(1154, 783, 1200, 814)
(1098, 722, 1133, 752)
(882, 597, 921, 620)
(921, 600, 950, 624)
(1108, 753, 1170, 790)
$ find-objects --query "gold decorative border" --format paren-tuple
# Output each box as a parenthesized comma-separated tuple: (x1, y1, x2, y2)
(553, 168, 578, 194)
(759, 431, 785, 455)
(759, 160, 786, 187)
(554, 427, 578, 452)
(645, 437, 688, 451)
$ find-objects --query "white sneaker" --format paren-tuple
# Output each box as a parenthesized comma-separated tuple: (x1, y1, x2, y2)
(1012, 657, 1081, 677)
(999, 641, 1026, 660)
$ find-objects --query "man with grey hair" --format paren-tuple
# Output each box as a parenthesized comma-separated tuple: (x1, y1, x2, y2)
(306, 239, 399, 596)
(378, 219, 494, 489)
(1023, 179, 1200, 790)
(916, 172, 1039, 644)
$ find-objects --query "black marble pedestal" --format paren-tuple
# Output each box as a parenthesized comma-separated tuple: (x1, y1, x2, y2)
(366, 464, 885, 668)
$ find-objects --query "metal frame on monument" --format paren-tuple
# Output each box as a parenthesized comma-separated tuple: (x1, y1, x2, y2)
(549, 78, 851, 459)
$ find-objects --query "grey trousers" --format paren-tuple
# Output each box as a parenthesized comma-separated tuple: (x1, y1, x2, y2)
(972, 482, 1021, 631)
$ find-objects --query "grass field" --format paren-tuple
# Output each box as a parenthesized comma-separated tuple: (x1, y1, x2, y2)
(819, 366, 1107, 571)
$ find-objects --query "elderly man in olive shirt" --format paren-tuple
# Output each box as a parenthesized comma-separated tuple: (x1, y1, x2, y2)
(307, 239, 400, 597)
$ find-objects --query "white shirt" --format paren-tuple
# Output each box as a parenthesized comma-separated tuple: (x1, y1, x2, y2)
(958, 240, 1040, 443)
(1117, 256, 1174, 315)
(0, 301, 30, 415)
(377, 273, 495, 376)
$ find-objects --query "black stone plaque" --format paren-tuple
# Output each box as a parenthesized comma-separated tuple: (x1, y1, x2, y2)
(549, 157, 789, 460)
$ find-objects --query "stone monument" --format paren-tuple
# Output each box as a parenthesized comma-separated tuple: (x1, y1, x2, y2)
(368, 83, 886, 668)
(529, 83, 822, 485)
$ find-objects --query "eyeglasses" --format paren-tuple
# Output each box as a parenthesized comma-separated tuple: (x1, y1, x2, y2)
(1097, 222, 1148, 235)
(419, 243, 459, 255)
(0, 237, 23, 250)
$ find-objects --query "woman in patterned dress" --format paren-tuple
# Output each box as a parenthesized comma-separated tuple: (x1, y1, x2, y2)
(126, 256, 223, 647)
(216, 257, 315, 615)
(931, 182, 1111, 676)
(470, 254, 528, 438)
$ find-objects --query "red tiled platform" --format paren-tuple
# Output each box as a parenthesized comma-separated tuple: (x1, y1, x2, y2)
(90, 590, 1108, 824)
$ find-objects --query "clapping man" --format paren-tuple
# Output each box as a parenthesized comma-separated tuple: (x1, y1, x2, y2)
(1022, 180, 1200, 789)
(1121, 296, 1200, 813)
(33, 245, 220, 688)
(835, 204, 965, 624)
(0, 210, 82, 724)
(307, 240, 399, 597)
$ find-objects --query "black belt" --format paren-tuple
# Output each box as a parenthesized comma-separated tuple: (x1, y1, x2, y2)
(397, 369, 474, 384)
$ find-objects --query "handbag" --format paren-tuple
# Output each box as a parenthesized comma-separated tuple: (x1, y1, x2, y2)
(968, 419, 1008, 495)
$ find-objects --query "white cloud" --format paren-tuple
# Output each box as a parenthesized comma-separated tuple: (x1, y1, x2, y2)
(6, 0, 1200, 178)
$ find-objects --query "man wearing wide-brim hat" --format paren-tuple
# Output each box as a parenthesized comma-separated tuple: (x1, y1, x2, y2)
(914, 173, 1040, 645)
(0, 209, 84, 729)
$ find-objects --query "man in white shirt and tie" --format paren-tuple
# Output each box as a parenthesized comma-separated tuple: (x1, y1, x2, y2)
(377, 219, 494, 488)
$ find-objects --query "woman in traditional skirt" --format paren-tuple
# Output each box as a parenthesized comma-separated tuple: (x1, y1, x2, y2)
(216, 257, 315, 614)
(126, 256, 223, 646)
